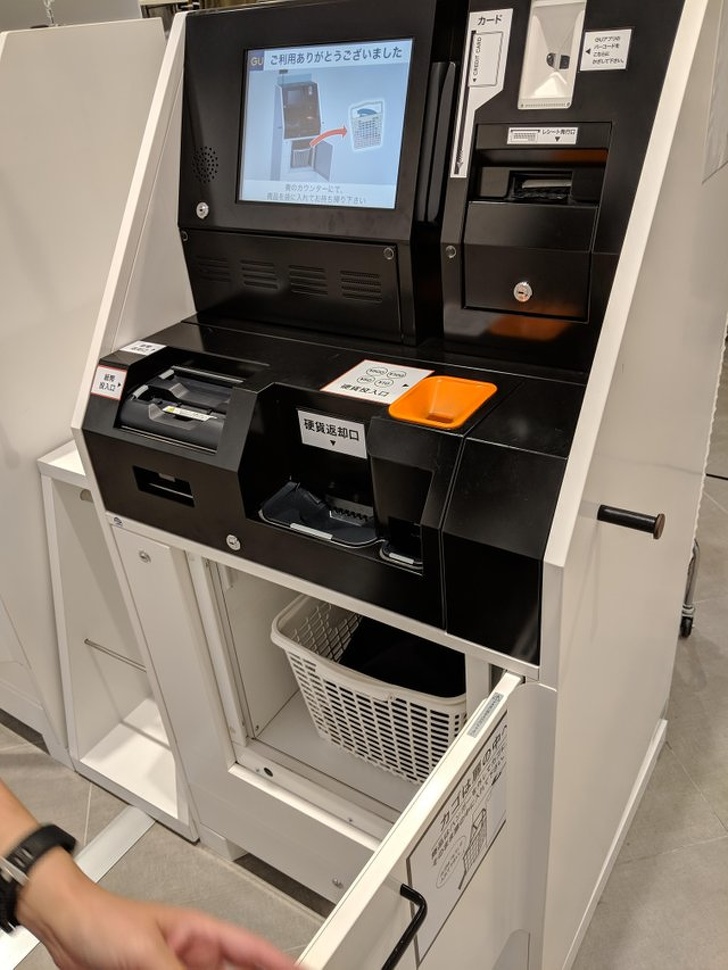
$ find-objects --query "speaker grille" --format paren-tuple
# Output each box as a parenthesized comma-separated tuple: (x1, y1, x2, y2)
(289, 265, 327, 297)
(192, 146, 219, 184)
(241, 260, 278, 290)
(340, 270, 382, 303)
(195, 255, 231, 283)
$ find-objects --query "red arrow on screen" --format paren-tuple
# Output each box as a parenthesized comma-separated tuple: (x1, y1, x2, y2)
(309, 126, 348, 148)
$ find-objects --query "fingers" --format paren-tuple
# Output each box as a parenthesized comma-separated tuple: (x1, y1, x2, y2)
(157, 907, 299, 970)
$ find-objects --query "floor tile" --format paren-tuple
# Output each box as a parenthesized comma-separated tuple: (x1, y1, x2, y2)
(97, 823, 323, 952)
(237, 854, 334, 919)
(706, 357, 728, 478)
(668, 595, 728, 723)
(0, 745, 94, 848)
(616, 746, 725, 863)
(16, 944, 54, 970)
(692, 479, 728, 603)
(85, 782, 128, 842)
(572, 838, 728, 970)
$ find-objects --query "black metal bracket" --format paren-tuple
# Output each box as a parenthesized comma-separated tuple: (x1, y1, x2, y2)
(380, 884, 428, 970)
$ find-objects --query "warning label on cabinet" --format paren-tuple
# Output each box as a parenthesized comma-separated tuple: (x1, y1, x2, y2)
(406, 713, 507, 962)
(580, 29, 632, 71)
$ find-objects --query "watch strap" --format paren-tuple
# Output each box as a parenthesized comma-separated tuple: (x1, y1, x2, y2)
(0, 825, 76, 932)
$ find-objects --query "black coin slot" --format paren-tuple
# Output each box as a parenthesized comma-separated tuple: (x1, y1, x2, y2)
(134, 466, 195, 507)
(259, 482, 378, 547)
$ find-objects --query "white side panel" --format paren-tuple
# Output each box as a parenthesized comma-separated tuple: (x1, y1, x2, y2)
(540, 1, 728, 966)
(39, 455, 194, 835)
(0, 19, 164, 746)
(72, 11, 194, 438)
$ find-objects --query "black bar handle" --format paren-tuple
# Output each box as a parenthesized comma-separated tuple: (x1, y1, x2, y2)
(597, 505, 666, 540)
(380, 884, 428, 970)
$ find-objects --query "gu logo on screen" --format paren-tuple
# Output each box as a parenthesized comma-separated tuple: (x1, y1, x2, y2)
(249, 51, 265, 71)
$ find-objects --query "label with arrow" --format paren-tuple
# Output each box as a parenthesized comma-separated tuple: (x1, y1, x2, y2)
(321, 359, 433, 404)
(580, 29, 632, 72)
(298, 409, 367, 458)
(507, 126, 578, 146)
(309, 126, 348, 148)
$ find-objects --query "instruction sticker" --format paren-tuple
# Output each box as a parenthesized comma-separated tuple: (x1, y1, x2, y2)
(120, 340, 166, 357)
(451, 9, 514, 177)
(407, 714, 508, 962)
(298, 410, 367, 459)
(580, 29, 632, 71)
(508, 126, 578, 146)
(91, 365, 126, 400)
(322, 360, 432, 404)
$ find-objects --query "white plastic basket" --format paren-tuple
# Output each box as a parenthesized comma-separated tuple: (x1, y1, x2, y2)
(271, 595, 467, 784)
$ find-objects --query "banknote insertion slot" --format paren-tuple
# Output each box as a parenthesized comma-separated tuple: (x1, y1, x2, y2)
(119, 366, 242, 451)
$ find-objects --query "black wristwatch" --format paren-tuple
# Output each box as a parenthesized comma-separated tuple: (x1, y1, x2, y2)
(0, 825, 77, 932)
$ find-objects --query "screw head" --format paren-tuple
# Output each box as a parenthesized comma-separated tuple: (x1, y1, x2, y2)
(445, 245, 457, 260)
(332, 878, 344, 889)
(514, 281, 533, 303)
(196, 202, 210, 220)
(180, 230, 189, 242)
(226, 534, 241, 551)
(112, 516, 122, 527)
(383, 247, 395, 261)
(138, 551, 151, 563)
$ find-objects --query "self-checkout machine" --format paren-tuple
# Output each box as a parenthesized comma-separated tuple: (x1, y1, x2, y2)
(71, 0, 728, 966)
(0, 15, 198, 837)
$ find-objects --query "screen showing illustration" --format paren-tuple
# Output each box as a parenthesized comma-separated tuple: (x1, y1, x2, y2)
(239, 39, 414, 209)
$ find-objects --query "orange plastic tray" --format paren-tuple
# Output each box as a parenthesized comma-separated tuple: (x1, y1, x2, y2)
(388, 376, 497, 429)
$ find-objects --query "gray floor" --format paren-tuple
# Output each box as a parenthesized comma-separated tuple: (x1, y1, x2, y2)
(2, 359, 727, 968)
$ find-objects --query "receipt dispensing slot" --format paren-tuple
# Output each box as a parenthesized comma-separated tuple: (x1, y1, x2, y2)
(463, 124, 609, 319)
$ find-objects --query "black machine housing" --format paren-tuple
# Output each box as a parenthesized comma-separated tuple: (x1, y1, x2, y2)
(441, 0, 685, 370)
(84, 321, 583, 662)
(179, 0, 468, 343)
(83, 0, 685, 664)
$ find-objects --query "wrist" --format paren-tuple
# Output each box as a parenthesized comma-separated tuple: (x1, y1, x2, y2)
(15, 847, 90, 942)
(1, 825, 77, 933)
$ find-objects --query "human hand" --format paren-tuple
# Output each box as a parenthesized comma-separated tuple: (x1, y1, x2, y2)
(17, 847, 300, 970)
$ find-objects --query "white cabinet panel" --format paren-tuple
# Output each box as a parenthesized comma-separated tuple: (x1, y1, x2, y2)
(302, 674, 525, 970)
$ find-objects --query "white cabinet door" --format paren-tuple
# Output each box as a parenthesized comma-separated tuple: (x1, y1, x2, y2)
(301, 672, 526, 970)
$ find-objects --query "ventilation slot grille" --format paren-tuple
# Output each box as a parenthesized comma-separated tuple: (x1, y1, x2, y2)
(290, 265, 328, 297)
(340, 270, 383, 303)
(192, 146, 219, 184)
(240, 260, 278, 290)
(195, 255, 232, 283)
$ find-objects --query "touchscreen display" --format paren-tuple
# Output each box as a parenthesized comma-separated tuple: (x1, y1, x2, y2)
(239, 39, 413, 209)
